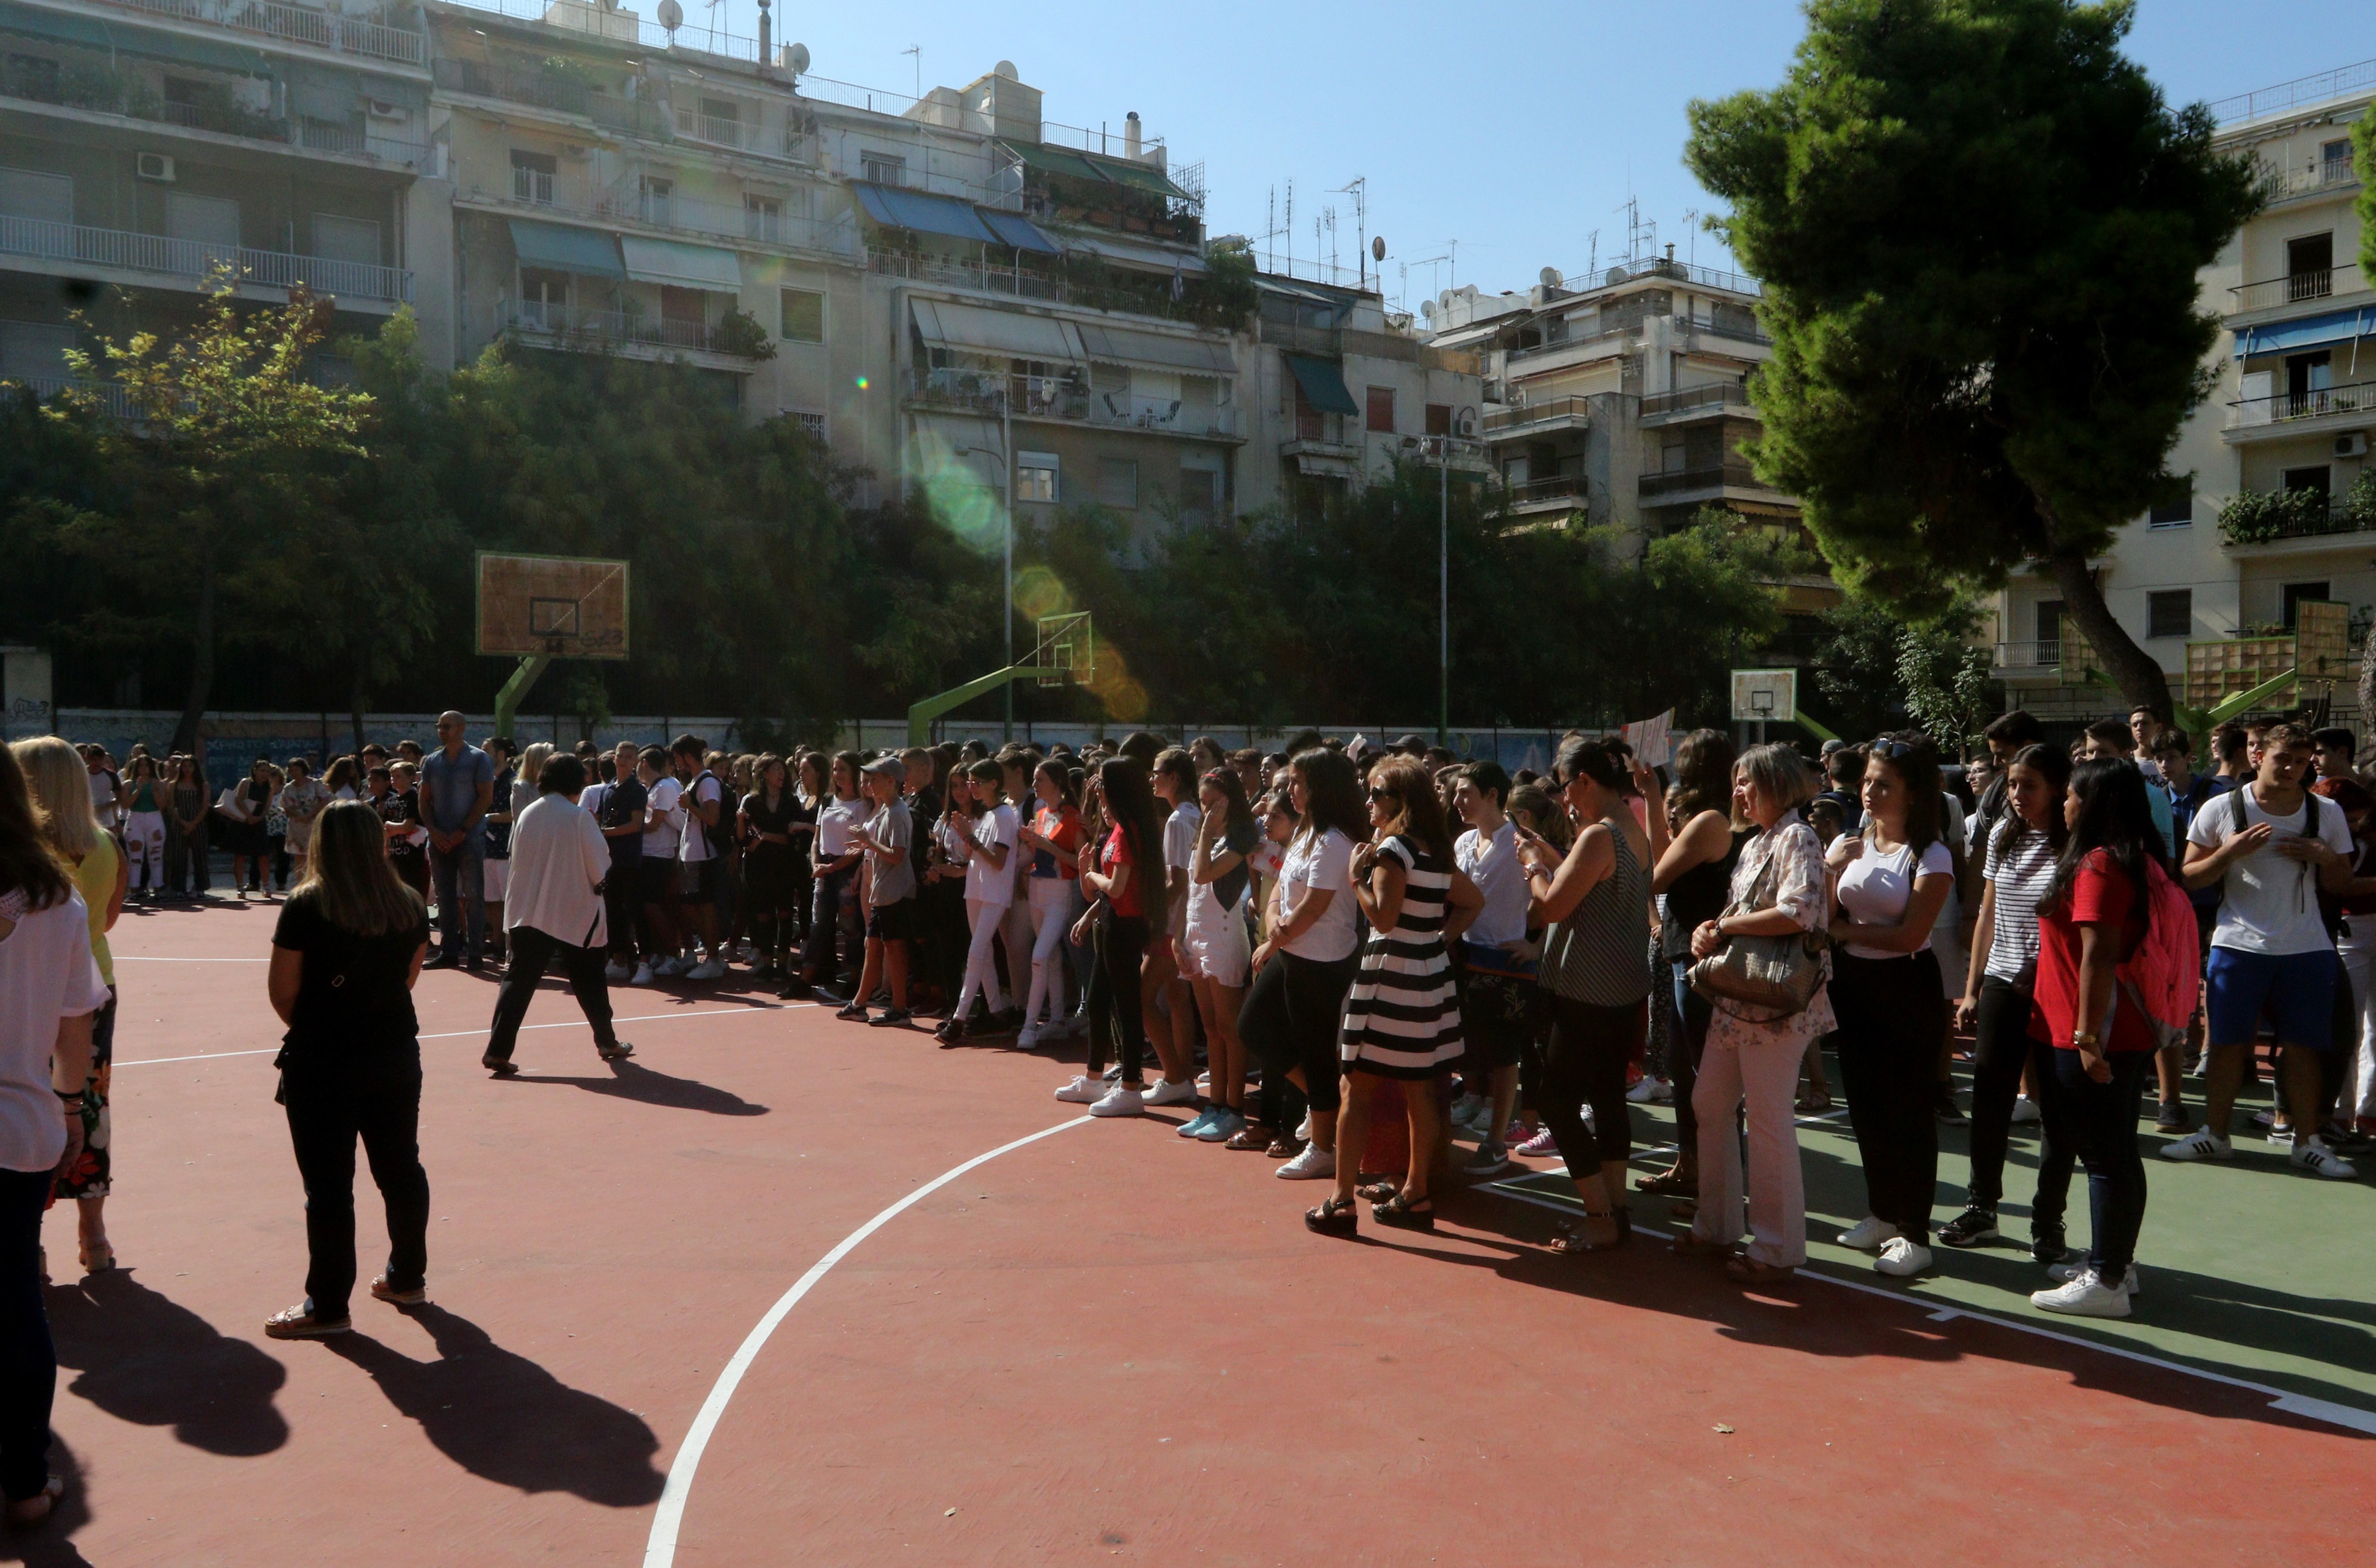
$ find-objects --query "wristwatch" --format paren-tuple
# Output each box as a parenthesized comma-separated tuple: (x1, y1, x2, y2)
(2070, 1029, 2101, 1049)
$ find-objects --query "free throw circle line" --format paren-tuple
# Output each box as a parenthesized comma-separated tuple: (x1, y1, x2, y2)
(642, 1114, 1096, 1568)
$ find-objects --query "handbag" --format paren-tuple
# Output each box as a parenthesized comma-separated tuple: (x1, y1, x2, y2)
(1687, 828, 1829, 1019)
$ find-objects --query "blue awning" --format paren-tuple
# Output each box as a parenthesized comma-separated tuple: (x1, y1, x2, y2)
(507, 218, 624, 280)
(976, 208, 1060, 255)
(852, 183, 998, 244)
(1284, 353, 1358, 417)
(2235, 306, 2376, 359)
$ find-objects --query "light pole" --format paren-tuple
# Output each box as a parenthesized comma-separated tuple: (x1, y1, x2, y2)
(1002, 393, 1014, 741)
(1438, 444, 1449, 746)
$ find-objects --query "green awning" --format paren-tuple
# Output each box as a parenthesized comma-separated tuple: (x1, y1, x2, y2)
(507, 218, 624, 280)
(1285, 354, 1358, 417)
(1083, 152, 1190, 202)
(1000, 141, 1109, 184)
(620, 235, 741, 291)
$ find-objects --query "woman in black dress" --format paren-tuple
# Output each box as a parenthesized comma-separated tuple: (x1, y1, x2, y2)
(741, 754, 814, 981)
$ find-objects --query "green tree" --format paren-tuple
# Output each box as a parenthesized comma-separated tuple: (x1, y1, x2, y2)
(2357, 108, 2376, 284)
(1684, 0, 2262, 722)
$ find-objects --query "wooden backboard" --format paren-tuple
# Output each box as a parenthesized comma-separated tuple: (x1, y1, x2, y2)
(476, 553, 630, 660)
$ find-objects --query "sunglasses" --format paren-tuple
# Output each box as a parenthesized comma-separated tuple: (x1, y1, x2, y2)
(1870, 739, 1917, 761)
(1368, 787, 1400, 803)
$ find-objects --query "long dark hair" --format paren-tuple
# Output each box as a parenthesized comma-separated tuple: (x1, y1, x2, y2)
(2045, 758, 2157, 918)
(1290, 746, 1366, 846)
(1864, 733, 1942, 856)
(0, 744, 72, 910)
(1096, 756, 1166, 925)
(1671, 728, 1736, 821)
(1198, 766, 1257, 855)
(1993, 742, 2073, 861)
(1366, 754, 1454, 862)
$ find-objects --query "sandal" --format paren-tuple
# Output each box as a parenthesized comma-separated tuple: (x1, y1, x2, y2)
(1548, 1207, 1628, 1254)
(480, 1054, 519, 1078)
(78, 1239, 114, 1274)
(597, 1041, 635, 1062)
(1724, 1255, 1797, 1286)
(264, 1304, 352, 1340)
(1795, 1089, 1834, 1114)
(1305, 1195, 1358, 1236)
(1356, 1178, 1402, 1203)
(1225, 1126, 1273, 1152)
(1672, 1231, 1738, 1258)
(1265, 1137, 1303, 1160)
(1371, 1192, 1435, 1231)
(1635, 1168, 1698, 1197)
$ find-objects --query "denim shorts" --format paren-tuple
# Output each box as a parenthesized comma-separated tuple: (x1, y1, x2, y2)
(2204, 945, 2338, 1051)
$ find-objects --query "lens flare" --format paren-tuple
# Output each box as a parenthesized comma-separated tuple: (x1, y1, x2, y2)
(854, 374, 871, 391)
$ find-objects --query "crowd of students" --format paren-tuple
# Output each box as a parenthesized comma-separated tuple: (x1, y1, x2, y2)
(1, 702, 2370, 1524)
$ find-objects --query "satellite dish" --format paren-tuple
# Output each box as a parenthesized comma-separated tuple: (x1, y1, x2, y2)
(1605, 265, 1629, 287)
(1419, 298, 1436, 321)
(1540, 266, 1563, 288)
(1370, 236, 1386, 262)
(786, 41, 810, 74)
(656, 0, 682, 31)
(995, 60, 1019, 80)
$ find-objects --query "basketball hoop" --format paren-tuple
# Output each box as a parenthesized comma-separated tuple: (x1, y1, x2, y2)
(1035, 612, 1093, 689)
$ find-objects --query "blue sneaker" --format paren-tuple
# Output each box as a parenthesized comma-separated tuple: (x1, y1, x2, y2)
(1195, 1108, 1246, 1143)
(1176, 1107, 1218, 1138)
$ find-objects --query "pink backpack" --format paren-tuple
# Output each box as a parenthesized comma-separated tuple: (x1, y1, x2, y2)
(2116, 857, 2199, 1052)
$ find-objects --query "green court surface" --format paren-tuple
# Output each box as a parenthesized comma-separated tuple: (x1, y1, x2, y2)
(1481, 1055, 2376, 1432)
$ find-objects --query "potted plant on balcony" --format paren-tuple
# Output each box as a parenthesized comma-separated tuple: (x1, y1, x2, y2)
(711, 307, 777, 361)
(2217, 485, 2333, 544)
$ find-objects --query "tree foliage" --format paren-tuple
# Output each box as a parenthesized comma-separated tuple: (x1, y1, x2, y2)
(1811, 592, 2000, 754)
(1683, 0, 2262, 720)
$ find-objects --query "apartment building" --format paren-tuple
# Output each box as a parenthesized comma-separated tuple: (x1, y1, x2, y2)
(0, 0, 439, 395)
(1990, 60, 2373, 727)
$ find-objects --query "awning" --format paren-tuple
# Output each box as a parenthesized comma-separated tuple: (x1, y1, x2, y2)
(1074, 321, 1233, 376)
(620, 235, 741, 291)
(1055, 232, 1207, 276)
(911, 298, 1084, 363)
(1426, 323, 1502, 351)
(976, 208, 1060, 255)
(853, 182, 998, 244)
(1083, 152, 1190, 203)
(1289, 451, 1363, 481)
(508, 218, 624, 280)
(2236, 306, 2376, 358)
(1285, 354, 1359, 417)
(1000, 141, 1109, 185)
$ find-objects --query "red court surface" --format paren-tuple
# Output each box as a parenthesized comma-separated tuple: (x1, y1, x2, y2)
(17, 897, 2372, 1567)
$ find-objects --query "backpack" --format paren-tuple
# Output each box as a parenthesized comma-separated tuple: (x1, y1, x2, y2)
(2114, 857, 2200, 1053)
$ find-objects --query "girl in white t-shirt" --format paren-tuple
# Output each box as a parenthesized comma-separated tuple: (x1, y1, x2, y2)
(939, 758, 1018, 1043)
(1825, 737, 1958, 1279)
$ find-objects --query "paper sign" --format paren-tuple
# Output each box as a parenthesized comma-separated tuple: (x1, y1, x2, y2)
(1623, 709, 1674, 769)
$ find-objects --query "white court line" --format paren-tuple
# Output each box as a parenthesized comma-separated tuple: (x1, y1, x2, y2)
(116, 1003, 814, 1067)
(112, 955, 271, 963)
(642, 1115, 1095, 1568)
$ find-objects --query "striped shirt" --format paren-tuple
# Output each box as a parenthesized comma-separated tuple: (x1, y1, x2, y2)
(1338, 834, 1464, 1079)
(1982, 826, 2057, 983)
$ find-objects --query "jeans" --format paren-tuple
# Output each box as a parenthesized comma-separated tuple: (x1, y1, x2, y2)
(2035, 1044, 2151, 1278)
(802, 864, 858, 984)
(1085, 913, 1149, 1083)
(485, 924, 619, 1063)
(2025, 1038, 2079, 1237)
(280, 1046, 430, 1322)
(1833, 950, 1944, 1241)
(1669, 962, 1712, 1153)
(0, 1168, 54, 1502)
(1542, 994, 1644, 1168)
(428, 837, 486, 960)
(1239, 949, 1356, 1116)
(1025, 877, 1077, 1027)
(955, 897, 1012, 1019)
(1966, 974, 2035, 1210)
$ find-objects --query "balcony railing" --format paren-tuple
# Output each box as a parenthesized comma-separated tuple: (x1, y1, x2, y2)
(507, 302, 755, 358)
(1639, 462, 1766, 498)
(868, 246, 1070, 302)
(2223, 501, 2375, 545)
(905, 369, 1240, 438)
(1994, 640, 2064, 671)
(6, 63, 426, 165)
(1481, 396, 1592, 438)
(596, 185, 857, 256)
(1692, 314, 1772, 346)
(0, 213, 411, 302)
(673, 108, 758, 151)
(2211, 58, 2376, 124)
(1639, 383, 1753, 418)
(2255, 157, 2361, 203)
(433, 57, 671, 139)
(1505, 474, 1586, 506)
(2228, 380, 2376, 428)
(0, 375, 136, 419)
(84, 0, 426, 66)
(2229, 262, 2363, 313)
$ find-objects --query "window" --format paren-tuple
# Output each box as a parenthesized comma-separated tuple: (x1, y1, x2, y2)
(2323, 139, 2353, 184)
(0, 165, 74, 224)
(1365, 385, 1396, 434)
(791, 410, 828, 442)
(861, 151, 906, 187)
(2288, 232, 2334, 300)
(2282, 582, 2331, 630)
(2148, 590, 2191, 641)
(312, 213, 380, 267)
(1425, 402, 1452, 438)
(2146, 476, 2193, 528)
(2037, 599, 2064, 648)
(2282, 464, 2332, 499)
(778, 287, 824, 343)
(517, 268, 568, 329)
(1096, 457, 1138, 510)
(638, 175, 673, 226)
(745, 194, 782, 243)
(164, 191, 238, 246)
(1017, 452, 1059, 504)
(510, 149, 556, 205)
(1178, 466, 1220, 519)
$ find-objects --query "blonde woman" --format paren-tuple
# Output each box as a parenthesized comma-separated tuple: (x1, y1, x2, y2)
(13, 738, 126, 1276)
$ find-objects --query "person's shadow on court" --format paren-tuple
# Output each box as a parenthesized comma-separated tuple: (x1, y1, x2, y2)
(507, 1057, 768, 1116)
(328, 1304, 665, 1506)
(46, 1270, 290, 1456)
(0, 1438, 94, 1567)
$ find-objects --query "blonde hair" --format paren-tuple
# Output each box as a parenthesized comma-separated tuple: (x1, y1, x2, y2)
(519, 742, 554, 788)
(1735, 742, 1818, 820)
(293, 800, 424, 936)
(11, 736, 101, 863)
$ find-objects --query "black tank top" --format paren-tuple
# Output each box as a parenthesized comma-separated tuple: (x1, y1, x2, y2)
(1661, 825, 1748, 958)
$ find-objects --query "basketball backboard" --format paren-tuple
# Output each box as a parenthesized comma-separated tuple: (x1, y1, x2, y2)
(476, 553, 630, 660)
(1730, 668, 1797, 723)
(1035, 612, 1094, 688)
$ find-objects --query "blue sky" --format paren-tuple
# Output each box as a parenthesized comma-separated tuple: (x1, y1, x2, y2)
(561, 1, 2372, 309)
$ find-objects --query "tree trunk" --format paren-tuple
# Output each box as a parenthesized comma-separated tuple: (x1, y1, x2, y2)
(170, 561, 216, 756)
(2050, 549, 2172, 723)
(349, 662, 369, 755)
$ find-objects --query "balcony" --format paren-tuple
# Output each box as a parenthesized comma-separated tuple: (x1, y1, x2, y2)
(1503, 474, 1586, 510)
(1639, 462, 1772, 500)
(2220, 500, 2376, 549)
(2229, 262, 2362, 315)
(0, 213, 411, 302)
(1994, 640, 2064, 673)
(1691, 313, 1772, 347)
(0, 375, 136, 419)
(596, 186, 858, 257)
(81, 0, 426, 68)
(2225, 379, 2376, 435)
(1481, 395, 1591, 440)
(674, 106, 760, 151)
(905, 368, 1241, 440)
(2254, 156, 2361, 205)
(3, 62, 426, 167)
(505, 302, 763, 361)
(867, 246, 1069, 303)
(431, 58, 669, 139)
(1639, 383, 1754, 422)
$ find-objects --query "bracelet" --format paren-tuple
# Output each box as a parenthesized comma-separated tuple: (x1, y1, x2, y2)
(2071, 1030, 2101, 1049)
(52, 1087, 84, 1102)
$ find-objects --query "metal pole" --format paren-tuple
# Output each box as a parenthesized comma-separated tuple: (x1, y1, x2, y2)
(1438, 449, 1449, 745)
(1002, 398, 1015, 742)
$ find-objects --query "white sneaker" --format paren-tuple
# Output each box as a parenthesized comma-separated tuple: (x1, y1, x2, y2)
(1294, 1113, 1313, 1143)
(1836, 1216, 1902, 1252)
(2031, 1268, 2132, 1318)
(630, 962, 654, 986)
(603, 960, 632, 984)
(686, 959, 727, 982)
(2159, 1130, 2233, 1162)
(1275, 1142, 1336, 1179)
(1196, 1071, 1213, 1095)
(1874, 1238, 1932, 1277)
(1451, 1093, 1488, 1127)
(2292, 1138, 2359, 1179)
(1626, 1077, 1673, 1104)
(2051, 1261, 2144, 1296)
(1014, 1024, 1042, 1050)
(1089, 1085, 1144, 1118)
(1053, 1075, 1107, 1104)
(2010, 1094, 2043, 1125)
(1144, 1077, 1198, 1107)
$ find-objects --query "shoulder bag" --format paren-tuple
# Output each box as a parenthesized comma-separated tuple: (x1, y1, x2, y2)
(1687, 828, 1830, 1018)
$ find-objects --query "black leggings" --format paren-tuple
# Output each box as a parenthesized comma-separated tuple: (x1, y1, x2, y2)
(1966, 974, 2035, 1210)
(281, 1046, 430, 1322)
(0, 1168, 52, 1502)
(1833, 949, 1944, 1241)
(1542, 994, 1645, 1169)
(1085, 913, 1149, 1083)
(485, 924, 618, 1063)
(1239, 950, 1356, 1116)
(745, 844, 806, 959)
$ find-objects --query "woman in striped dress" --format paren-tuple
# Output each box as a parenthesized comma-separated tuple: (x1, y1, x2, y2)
(1307, 756, 1482, 1235)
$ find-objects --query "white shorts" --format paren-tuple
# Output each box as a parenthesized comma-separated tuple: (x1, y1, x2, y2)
(483, 859, 510, 902)
(1180, 883, 1251, 988)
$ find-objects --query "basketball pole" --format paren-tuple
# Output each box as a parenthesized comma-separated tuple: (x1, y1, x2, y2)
(494, 655, 552, 741)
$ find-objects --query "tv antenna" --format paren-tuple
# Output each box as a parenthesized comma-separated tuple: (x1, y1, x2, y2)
(901, 44, 920, 99)
(1330, 176, 1368, 290)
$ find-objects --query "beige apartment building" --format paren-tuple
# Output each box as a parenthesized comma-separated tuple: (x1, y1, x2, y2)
(1991, 59, 2373, 728)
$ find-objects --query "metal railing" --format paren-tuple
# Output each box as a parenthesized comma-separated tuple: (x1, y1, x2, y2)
(867, 247, 1069, 302)
(2255, 156, 2362, 203)
(8, 64, 425, 165)
(2229, 262, 2362, 313)
(0, 214, 411, 302)
(86, 0, 425, 66)
(2224, 501, 2373, 545)
(1505, 474, 1585, 505)
(905, 369, 1239, 438)
(433, 56, 671, 139)
(673, 106, 756, 151)
(1694, 314, 1772, 346)
(1639, 462, 1766, 498)
(1639, 383, 1752, 418)
(2211, 58, 2376, 124)
(1481, 396, 1592, 437)
(507, 302, 749, 357)
(2228, 380, 2376, 427)
(1994, 640, 2063, 670)
(0, 375, 136, 418)
(445, 0, 762, 63)
(1584, 254, 1763, 298)
(594, 185, 857, 256)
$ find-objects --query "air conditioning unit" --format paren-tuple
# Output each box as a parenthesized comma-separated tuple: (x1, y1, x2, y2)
(2338, 432, 2371, 459)
(136, 153, 175, 183)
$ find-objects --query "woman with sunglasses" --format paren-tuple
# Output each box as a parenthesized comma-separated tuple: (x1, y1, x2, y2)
(1825, 734, 1956, 1278)
(1506, 737, 1652, 1253)
(1178, 768, 1262, 1142)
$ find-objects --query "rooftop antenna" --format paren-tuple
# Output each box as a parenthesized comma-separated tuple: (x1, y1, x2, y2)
(1330, 176, 1367, 290)
(1683, 207, 1699, 270)
(703, 0, 721, 50)
(1586, 227, 1599, 283)
(901, 44, 920, 100)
